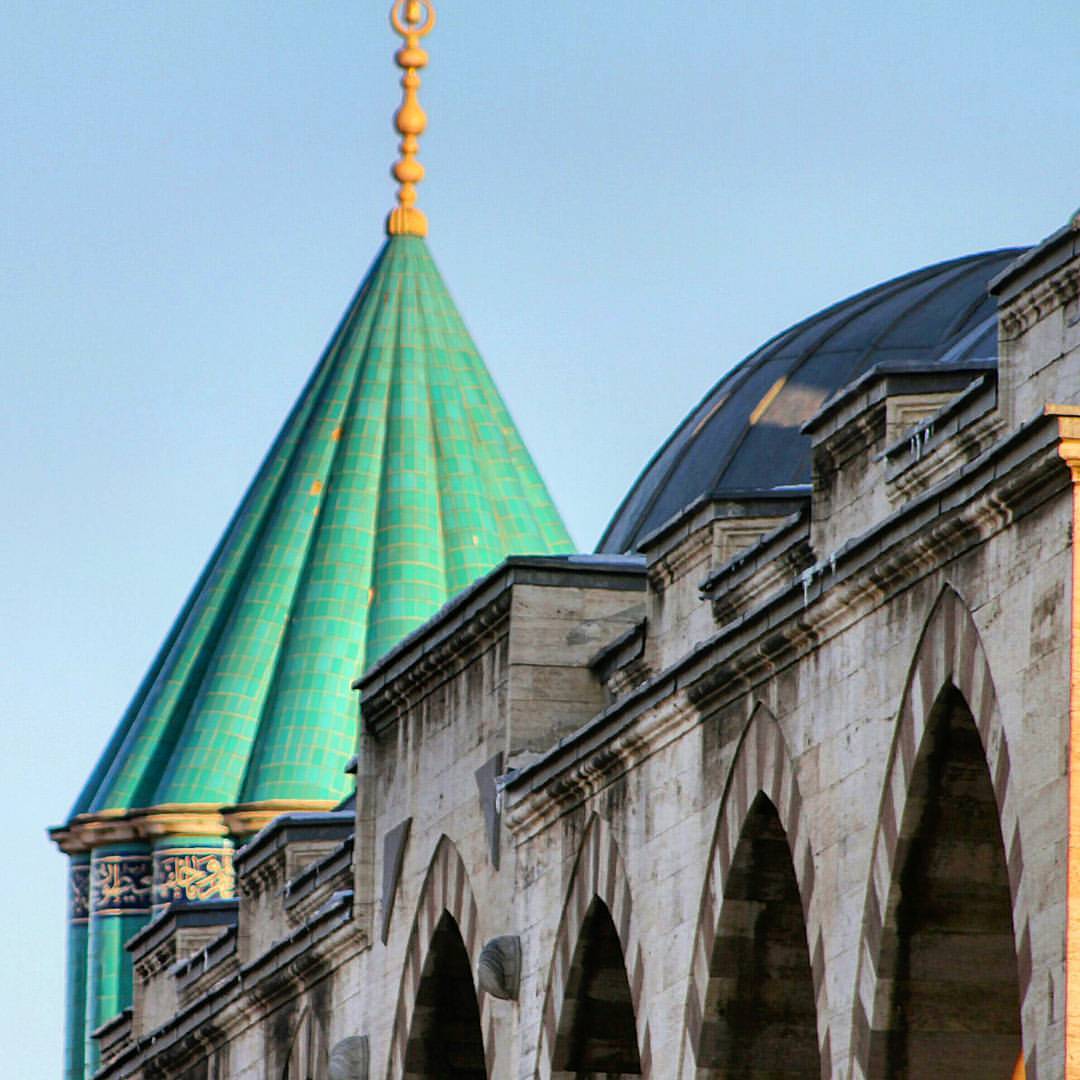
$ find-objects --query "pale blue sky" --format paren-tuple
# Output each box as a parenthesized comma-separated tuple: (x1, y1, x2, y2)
(3, 2, 1078, 1072)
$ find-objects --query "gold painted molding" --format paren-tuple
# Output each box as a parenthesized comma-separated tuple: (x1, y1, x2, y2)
(223, 799, 339, 838)
(137, 804, 231, 839)
(51, 798, 342, 853)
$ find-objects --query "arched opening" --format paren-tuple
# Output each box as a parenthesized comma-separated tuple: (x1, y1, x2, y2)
(697, 792, 820, 1078)
(281, 1005, 326, 1080)
(403, 911, 486, 1078)
(869, 684, 1022, 1078)
(552, 896, 642, 1077)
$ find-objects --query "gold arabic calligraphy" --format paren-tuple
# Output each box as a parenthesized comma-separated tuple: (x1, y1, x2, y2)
(90, 856, 152, 914)
(156, 851, 236, 904)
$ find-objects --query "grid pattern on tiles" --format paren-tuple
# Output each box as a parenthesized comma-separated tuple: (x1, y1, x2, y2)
(69, 234, 572, 818)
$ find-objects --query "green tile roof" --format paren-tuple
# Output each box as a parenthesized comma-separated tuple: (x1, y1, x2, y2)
(71, 235, 571, 816)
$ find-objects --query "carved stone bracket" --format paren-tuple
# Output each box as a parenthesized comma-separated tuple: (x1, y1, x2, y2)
(477, 934, 521, 1000)
(329, 1035, 370, 1080)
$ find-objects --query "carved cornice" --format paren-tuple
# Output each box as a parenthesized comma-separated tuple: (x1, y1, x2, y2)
(237, 848, 285, 903)
(815, 400, 887, 478)
(104, 896, 363, 1080)
(508, 694, 698, 840)
(647, 523, 713, 594)
(282, 836, 354, 924)
(590, 620, 650, 699)
(707, 527, 814, 629)
(505, 411, 1069, 837)
(133, 937, 177, 984)
(138, 805, 232, 838)
(95, 1008, 134, 1071)
(689, 437, 1063, 711)
(360, 589, 511, 733)
(1000, 263, 1080, 341)
(884, 377, 1001, 499)
(356, 557, 646, 734)
(1050, 406, 1080, 476)
(51, 809, 132, 852)
(173, 927, 239, 1000)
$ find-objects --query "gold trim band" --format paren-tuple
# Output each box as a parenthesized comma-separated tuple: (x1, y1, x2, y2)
(52, 799, 341, 854)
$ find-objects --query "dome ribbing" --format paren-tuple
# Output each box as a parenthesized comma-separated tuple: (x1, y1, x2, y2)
(599, 248, 1025, 553)
(70, 235, 571, 818)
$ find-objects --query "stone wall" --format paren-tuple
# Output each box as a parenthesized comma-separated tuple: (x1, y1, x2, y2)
(100, 222, 1080, 1080)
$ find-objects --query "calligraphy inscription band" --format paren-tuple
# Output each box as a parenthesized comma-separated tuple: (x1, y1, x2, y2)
(90, 855, 152, 916)
(69, 864, 91, 924)
(153, 849, 236, 906)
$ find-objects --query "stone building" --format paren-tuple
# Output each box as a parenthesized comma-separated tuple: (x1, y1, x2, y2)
(91, 209, 1080, 1080)
(54, 4, 1080, 1079)
(48, 4, 574, 1077)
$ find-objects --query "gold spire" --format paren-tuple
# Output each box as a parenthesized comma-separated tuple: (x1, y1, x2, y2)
(387, 0, 436, 237)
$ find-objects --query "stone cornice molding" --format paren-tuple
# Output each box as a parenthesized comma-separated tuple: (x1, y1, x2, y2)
(1000, 262, 1080, 342)
(360, 590, 511, 734)
(647, 522, 714, 594)
(884, 376, 1003, 500)
(505, 691, 696, 841)
(236, 849, 283, 904)
(688, 412, 1066, 713)
(1051, 404, 1080, 474)
(815, 398, 887, 478)
(133, 939, 176, 984)
(233, 811, 352, 878)
(355, 557, 646, 734)
(223, 800, 339, 839)
(505, 410, 1069, 833)
(589, 619, 649, 698)
(174, 927, 239, 999)
(101, 896, 364, 1079)
(282, 836, 354, 924)
(704, 514, 812, 628)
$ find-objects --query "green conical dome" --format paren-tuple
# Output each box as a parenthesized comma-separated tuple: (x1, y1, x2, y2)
(71, 235, 572, 817)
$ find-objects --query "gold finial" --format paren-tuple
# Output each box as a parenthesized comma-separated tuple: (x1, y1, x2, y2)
(387, 0, 436, 237)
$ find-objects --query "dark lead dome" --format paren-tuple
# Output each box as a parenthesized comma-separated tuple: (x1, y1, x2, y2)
(599, 248, 1025, 553)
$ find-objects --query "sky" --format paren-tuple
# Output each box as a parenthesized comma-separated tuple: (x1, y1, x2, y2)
(3, 1, 1078, 1073)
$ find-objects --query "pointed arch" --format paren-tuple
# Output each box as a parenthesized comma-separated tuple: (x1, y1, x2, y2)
(552, 895, 643, 1075)
(386, 836, 493, 1079)
(679, 703, 829, 1079)
(402, 911, 487, 1077)
(283, 1004, 328, 1080)
(850, 585, 1031, 1079)
(537, 813, 651, 1079)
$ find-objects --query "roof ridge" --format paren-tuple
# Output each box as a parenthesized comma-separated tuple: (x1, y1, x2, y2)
(236, 247, 404, 804)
